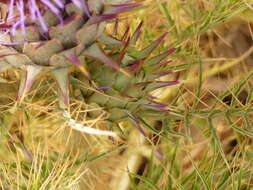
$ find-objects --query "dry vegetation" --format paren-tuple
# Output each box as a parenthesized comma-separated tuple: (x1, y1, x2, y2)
(1, 0, 253, 189)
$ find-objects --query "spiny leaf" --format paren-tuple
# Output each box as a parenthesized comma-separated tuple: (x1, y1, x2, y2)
(76, 23, 105, 52)
(127, 59, 144, 73)
(137, 81, 179, 91)
(129, 21, 143, 45)
(51, 67, 70, 107)
(128, 113, 147, 137)
(23, 39, 64, 66)
(17, 64, 44, 102)
(148, 70, 177, 80)
(145, 48, 176, 66)
(121, 25, 130, 41)
(159, 60, 173, 66)
(49, 14, 84, 47)
(98, 33, 125, 46)
(87, 14, 117, 25)
(82, 43, 130, 76)
(103, 3, 141, 14)
(136, 32, 168, 59)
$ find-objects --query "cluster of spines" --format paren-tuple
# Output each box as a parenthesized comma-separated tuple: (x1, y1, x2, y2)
(0, 0, 179, 133)
(0, 0, 141, 104)
(79, 21, 179, 130)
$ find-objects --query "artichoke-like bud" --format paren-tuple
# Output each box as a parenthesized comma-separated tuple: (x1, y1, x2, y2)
(0, 0, 178, 133)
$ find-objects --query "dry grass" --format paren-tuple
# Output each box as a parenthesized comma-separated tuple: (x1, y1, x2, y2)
(1, 0, 253, 189)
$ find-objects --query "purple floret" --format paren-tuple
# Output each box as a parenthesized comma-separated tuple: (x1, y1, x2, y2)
(0, 0, 91, 35)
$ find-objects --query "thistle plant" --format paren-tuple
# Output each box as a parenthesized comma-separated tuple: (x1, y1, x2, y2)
(0, 0, 178, 137)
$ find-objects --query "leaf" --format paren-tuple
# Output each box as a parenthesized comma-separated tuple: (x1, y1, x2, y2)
(98, 33, 125, 46)
(138, 81, 179, 91)
(17, 64, 44, 102)
(87, 14, 117, 25)
(145, 48, 176, 65)
(82, 43, 130, 76)
(76, 23, 105, 52)
(128, 113, 147, 137)
(137, 32, 168, 59)
(129, 21, 143, 45)
(103, 3, 141, 14)
(49, 14, 84, 47)
(51, 67, 70, 107)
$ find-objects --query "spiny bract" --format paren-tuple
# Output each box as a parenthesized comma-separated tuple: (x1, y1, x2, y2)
(0, 0, 178, 130)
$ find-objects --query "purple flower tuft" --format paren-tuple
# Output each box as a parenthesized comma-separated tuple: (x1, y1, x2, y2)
(0, 0, 92, 35)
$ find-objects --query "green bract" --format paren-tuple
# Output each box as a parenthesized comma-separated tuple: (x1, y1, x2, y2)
(0, 0, 178, 130)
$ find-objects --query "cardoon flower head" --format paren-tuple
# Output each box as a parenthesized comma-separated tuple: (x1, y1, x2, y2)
(0, 0, 179, 137)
